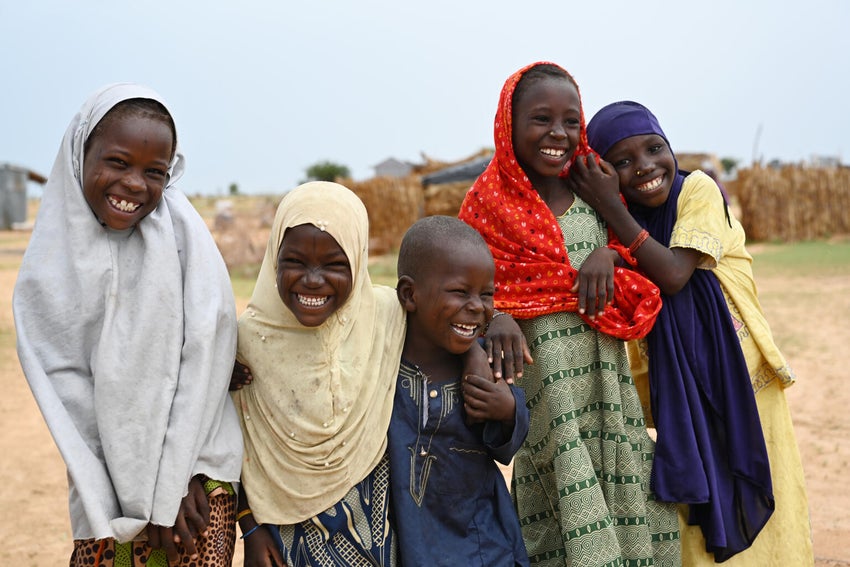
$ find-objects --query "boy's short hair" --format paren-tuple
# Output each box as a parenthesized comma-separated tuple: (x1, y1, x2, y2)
(398, 216, 491, 280)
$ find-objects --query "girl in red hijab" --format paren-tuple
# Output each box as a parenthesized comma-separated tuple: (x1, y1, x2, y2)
(459, 63, 681, 567)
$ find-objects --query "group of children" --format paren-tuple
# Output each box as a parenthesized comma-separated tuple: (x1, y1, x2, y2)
(13, 62, 813, 567)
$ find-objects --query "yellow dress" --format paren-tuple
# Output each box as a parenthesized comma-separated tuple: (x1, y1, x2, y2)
(628, 171, 813, 566)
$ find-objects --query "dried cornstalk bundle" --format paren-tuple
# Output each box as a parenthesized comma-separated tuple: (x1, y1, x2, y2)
(349, 176, 424, 255)
(734, 165, 850, 241)
(424, 181, 473, 217)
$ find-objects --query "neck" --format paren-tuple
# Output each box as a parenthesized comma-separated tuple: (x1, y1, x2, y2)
(531, 175, 573, 216)
(402, 332, 462, 384)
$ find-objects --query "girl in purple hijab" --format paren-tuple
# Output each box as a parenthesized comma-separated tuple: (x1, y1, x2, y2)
(568, 101, 813, 565)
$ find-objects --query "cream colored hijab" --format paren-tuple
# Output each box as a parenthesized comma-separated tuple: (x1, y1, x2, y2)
(233, 181, 405, 524)
(13, 83, 243, 542)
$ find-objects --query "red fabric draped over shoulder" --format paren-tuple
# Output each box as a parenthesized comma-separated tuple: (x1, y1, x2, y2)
(458, 62, 660, 341)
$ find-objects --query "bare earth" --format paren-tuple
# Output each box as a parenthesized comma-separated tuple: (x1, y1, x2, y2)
(1, 233, 848, 566)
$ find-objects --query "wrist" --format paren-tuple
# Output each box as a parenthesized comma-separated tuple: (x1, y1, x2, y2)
(237, 509, 257, 532)
(240, 523, 262, 540)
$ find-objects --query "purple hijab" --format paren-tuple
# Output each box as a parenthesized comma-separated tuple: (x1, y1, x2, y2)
(587, 101, 774, 561)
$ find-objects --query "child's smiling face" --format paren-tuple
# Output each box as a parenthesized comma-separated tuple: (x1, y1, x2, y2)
(277, 223, 353, 327)
(82, 113, 173, 230)
(511, 76, 581, 186)
(408, 242, 495, 355)
(604, 133, 676, 209)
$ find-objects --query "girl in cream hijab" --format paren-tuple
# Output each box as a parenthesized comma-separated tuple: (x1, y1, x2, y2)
(232, 182, 406, 566)
(14, 84, 243, 566)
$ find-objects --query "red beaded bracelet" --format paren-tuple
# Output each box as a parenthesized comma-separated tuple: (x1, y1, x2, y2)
(628, 229, 650, 254)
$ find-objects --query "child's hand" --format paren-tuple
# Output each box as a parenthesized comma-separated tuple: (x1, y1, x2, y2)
(571, 248, 618, 319)
(484, 313, 533, 384)
(462, 373, 516, 425)
(242, 524, 286, 567)
(145, 476, 209, 565)
(567, 155, 623, 215)
(230, 360, 253, 391)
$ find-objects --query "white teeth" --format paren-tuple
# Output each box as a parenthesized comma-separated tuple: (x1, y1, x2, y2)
(108, 196, 141, 212)
(541, 148, 566, 157)
(636, 176, 663, 192)
(297, 294, 329, 307)
(452, 323, 477, 337)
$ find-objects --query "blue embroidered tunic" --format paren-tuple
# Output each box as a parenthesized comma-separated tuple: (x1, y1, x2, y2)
(388, 360, 530, 567)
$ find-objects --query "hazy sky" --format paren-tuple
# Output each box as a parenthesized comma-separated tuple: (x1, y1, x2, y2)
(2, 1, 847, 196)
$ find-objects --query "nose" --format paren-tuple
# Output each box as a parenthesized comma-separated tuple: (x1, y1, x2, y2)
(549, 124, 566, 139)
(122, 169, 146, 192)
(635, 162, 651, 177)
(303, 267, 324, 287)
(466, 296, 485, 313)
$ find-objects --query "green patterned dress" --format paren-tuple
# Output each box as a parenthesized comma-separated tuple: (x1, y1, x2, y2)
(511, 196, 681, 567)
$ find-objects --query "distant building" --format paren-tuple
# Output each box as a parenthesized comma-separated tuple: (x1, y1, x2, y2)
(373, 157, 414, 178)
(809, 155, 841, 169)
(0, 163, 46, 229)
(421, 155, 492, 187)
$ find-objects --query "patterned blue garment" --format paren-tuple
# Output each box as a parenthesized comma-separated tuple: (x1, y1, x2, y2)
(388, 361, 530, 567)
(269, 452, 396, 567)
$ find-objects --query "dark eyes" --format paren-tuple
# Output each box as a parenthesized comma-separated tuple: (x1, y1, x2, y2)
(450, 288, 495, 300)
(327, 260, 351, 271)
(105, 157, 167, 180)
(532, 115, 580, 127)
(281, 257, 350, 271)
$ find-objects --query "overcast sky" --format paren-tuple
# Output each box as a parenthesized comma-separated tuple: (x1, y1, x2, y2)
(2, 1, 847, 196)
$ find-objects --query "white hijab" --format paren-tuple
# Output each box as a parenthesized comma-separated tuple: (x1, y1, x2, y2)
(13, 83, 243, 542)
(233, 182, 405, 524)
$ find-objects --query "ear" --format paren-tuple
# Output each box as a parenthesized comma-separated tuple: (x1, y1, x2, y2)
(396, 275, 417, 313)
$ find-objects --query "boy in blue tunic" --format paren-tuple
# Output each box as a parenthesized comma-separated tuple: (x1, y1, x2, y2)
(389, 215, 530, 566)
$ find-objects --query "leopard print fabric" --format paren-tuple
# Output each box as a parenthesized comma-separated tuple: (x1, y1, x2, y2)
(69, 491, 237, 567)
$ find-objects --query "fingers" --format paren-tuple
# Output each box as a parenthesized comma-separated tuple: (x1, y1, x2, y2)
(146, 524, 163, 550)
(490, 345, 504, 379)
(509, 336, 527, 381)
(171, 513, 199, 563)
(158, 527, 181, 566)
(484, 337, 494, 364)
(521, 342, 534, 365)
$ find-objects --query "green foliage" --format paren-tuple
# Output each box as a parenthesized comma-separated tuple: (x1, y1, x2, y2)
(228, 182, 240, 196)
(720, 157, 739, 174)
(303, 160, 351, 183)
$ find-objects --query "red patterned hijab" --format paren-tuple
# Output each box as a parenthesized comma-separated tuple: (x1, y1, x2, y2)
(458, 62, 661, 340)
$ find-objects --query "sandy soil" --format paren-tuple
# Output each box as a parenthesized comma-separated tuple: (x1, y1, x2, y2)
(1, 231, 848, 566)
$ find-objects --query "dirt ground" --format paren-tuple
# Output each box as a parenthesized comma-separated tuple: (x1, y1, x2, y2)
(1, 230, 848, 566)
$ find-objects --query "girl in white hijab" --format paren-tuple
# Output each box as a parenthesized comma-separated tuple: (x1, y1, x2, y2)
(13, 83, 243, 566)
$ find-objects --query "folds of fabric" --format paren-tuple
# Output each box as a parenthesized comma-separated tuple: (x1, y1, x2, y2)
(232, 182, 406, 525)
(458, 62, 661, 341)
(13, 83, 242, 542)
(638, 174, 774, 561)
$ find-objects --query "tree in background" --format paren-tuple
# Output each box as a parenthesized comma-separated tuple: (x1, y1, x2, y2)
(228, 182, 240, 196)
(720, 157, 739, 175)
(303, 160, 351, 183)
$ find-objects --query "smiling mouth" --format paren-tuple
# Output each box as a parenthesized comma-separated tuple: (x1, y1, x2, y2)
(297, 294, 329, 308)
(635, 175, 664, 193)
(540, 147, 567, 158)
(108, 195, 141, 213)
(451, 323, 479, 338)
